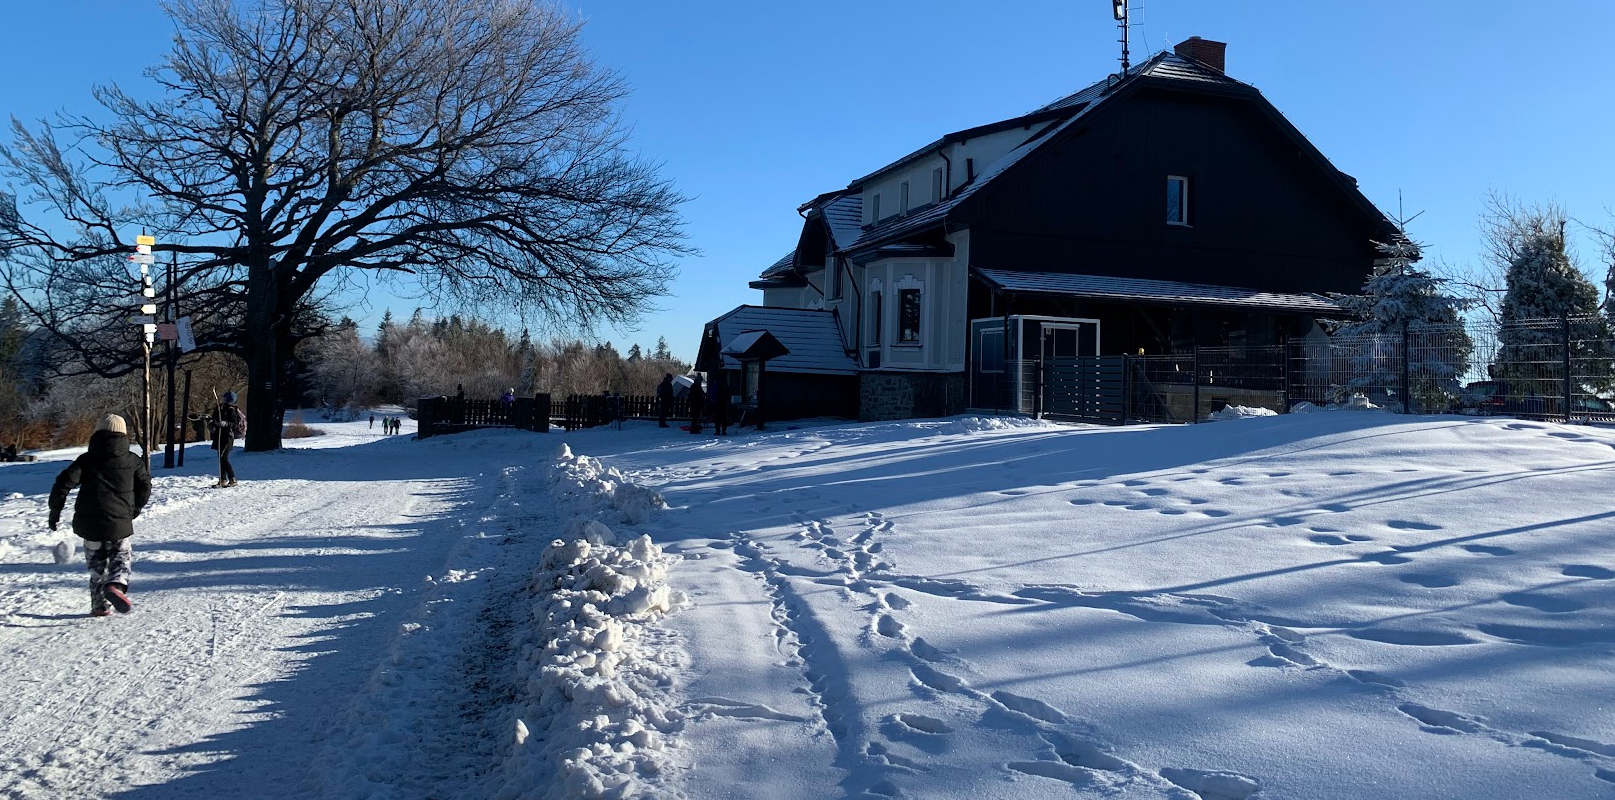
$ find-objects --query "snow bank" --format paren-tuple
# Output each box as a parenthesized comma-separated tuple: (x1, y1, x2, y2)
(1207, 404, 1279, 420)
(1290, 394, 1385, 413)
(908, 416, 1056, 435)
(489, 443, 687, 800)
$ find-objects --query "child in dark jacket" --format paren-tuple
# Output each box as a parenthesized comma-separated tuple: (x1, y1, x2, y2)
(48, 414, 151, 616)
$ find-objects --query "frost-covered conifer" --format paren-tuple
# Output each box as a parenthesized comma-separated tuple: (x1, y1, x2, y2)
(1334, 235, 1472, 406)
(1496, 219, 1613, 392)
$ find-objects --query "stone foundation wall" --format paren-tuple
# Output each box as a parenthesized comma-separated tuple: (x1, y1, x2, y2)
(859, 371, 967, 421)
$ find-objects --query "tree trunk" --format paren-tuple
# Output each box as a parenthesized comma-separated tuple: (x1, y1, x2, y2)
(243, 260, 284, 451)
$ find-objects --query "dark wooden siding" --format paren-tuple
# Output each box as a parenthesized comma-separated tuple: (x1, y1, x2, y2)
(960, 87, 1381, 296)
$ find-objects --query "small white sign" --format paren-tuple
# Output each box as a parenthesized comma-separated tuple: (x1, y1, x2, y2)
(142, 287, 156, 298)
(140, 303, 157, 314)
(129, 254, 155, 265)
(142, 323, 158, 334)
(135, 244, 152, 256)
(176, 316, 196, 352)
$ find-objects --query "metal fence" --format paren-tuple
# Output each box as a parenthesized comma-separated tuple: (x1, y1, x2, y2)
(1029, 313, 1615, 425)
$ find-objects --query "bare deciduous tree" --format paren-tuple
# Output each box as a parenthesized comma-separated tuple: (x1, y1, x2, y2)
(1, 0, 686, 450)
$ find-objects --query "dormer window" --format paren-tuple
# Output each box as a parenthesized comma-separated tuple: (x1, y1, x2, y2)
(1167, 175, 1190, 226)
(871, 193, 882, 224)
(932, 167, 944, 201)
(900, 181, 910, 214)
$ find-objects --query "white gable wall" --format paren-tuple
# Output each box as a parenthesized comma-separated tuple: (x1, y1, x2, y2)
(859, 123, 1057, 224)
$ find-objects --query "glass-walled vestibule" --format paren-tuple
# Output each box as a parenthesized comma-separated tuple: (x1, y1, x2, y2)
(968, 315, 1100, 412)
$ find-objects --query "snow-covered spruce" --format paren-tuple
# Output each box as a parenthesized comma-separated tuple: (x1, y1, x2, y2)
(490, 443, 687, 800)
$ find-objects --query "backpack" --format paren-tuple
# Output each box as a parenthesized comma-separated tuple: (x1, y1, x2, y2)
(233, 406, 248, 436)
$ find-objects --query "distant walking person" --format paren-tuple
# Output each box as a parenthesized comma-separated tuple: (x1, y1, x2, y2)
(212, 391, 246, 488)
(709, 372, 731, 436)
(369, 414, 375, 430)
(656, 374, 674, 428)
(688, 376, 705, 434)
(48, 413, 150, 616)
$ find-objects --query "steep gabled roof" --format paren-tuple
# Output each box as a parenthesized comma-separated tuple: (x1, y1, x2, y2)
(758, 249, 798, 279)
(834, 49, 1392, 258)
(702, 306, 856, 375)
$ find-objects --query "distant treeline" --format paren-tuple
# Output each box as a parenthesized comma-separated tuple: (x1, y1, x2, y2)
(301, 310, 690, 414)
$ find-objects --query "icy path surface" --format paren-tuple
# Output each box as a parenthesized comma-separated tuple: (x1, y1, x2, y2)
(575, 414, 1615, 800)
(0, 416, 520, 799)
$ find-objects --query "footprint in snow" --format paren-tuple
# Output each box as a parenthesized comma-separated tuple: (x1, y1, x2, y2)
(1563, 564, 1615, 579)
(992, 691, 1067, 724)
(1386, 520, 1442, 531)
(1308, 534, 1353, 546)
(875, 614, 906, 637)
(1501, 592, 1587, 613)
(1398, 703, 1483, 734)
(1461, 544, 1514, 556)
(1159, 767, 1262, 800)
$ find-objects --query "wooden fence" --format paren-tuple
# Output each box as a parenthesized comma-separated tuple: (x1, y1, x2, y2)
(416, 392, 694, 438)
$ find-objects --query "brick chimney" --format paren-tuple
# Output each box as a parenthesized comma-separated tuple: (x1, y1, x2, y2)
(1173, 37, 1227, 73)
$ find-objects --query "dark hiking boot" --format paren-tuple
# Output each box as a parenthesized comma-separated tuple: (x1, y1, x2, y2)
(104, 583, 132, 614)
(226, 479, 238, 487)
(90, 606, 112, 617)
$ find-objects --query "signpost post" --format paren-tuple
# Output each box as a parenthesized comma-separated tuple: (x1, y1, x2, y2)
(135, 235, 156, 461)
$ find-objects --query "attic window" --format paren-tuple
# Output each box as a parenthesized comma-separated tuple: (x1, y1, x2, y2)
(871, 193, 882, 223)
(1166, 175, 1190, 226)
(900, 181, 910, 214)
(932, 167, 944, 201)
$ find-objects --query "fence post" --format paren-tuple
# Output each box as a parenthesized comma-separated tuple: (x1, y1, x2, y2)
(1034, 356, 1044, 419)
(1191, 345, 1201, 423)
(1563, 311, 1572, 424)
(1401, 321, 1412, 415)
(1121, 354, 1131, 424)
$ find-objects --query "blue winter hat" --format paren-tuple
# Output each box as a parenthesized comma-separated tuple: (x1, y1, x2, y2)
(223, 391, 237, 404)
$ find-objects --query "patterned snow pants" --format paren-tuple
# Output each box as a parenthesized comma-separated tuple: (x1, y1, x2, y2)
(85, 539, 134, 610)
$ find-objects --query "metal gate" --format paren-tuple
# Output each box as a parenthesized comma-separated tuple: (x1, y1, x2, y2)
(1041, 356, 1127, 422)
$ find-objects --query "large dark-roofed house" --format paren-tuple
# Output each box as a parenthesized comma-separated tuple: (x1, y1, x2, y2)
(715, 37, 1396, 421)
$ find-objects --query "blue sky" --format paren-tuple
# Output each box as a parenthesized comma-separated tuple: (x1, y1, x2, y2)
(5, 1, 1614, 360)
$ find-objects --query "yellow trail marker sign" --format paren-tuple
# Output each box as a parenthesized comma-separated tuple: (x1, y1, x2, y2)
(135, 235, 156, 246)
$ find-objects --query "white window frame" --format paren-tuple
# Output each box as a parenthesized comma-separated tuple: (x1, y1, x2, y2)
(868, 281, 884, 346)
(1166, 175, 1190, 226)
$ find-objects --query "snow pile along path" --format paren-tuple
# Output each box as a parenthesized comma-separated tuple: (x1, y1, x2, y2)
(489, 443, 688, 800)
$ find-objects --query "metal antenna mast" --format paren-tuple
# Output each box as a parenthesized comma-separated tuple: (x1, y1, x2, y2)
(1112, 0, 1131, 73)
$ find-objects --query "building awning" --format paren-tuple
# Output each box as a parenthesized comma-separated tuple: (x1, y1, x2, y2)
(975, 268, 1344, 315)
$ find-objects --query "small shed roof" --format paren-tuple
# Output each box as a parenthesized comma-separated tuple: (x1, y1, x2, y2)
(703, 306, 857, 375)
(721, 330, 791, 361)
(976, 268, 1343, 315)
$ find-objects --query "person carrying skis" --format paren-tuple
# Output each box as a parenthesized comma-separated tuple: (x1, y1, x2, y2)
(212, 391, 246, 487)
(656, 374, 674, 428)
(688, 375, 705, 434)
(48, 413, 150, 616)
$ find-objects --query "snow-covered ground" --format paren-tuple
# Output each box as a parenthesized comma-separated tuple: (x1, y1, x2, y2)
(2, 411, 1613, 798)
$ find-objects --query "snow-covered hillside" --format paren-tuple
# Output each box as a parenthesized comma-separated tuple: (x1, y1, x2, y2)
(2, 412, 1613, 799)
